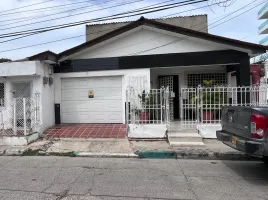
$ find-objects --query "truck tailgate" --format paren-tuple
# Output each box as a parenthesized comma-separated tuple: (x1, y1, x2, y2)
(221, 106, 252, 138)
(222, 106, 268, 139)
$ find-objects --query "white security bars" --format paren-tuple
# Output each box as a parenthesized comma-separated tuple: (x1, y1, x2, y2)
(126, 87, 170, 125)
(180, 84, 268, 129)
(0, 95, 41, 136)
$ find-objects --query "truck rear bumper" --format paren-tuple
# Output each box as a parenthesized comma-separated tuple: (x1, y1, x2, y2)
(216, 131, 264, 157)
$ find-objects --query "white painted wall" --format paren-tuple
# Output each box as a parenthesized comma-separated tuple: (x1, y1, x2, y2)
(54, 68, 150, 123)
(0, 61, 42, 76)
(69, 28, 227, 60)
(38, 63, 55, 133)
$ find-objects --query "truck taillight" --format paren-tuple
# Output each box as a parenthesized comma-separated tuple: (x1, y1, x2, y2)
(251, 114, 268, 139)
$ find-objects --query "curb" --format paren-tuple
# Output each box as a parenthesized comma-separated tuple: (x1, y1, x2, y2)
(0, 148, 257, 161)
(137, 150, 177, 159)
(75, 152, 138, 158)
(175, 151, 253, 160)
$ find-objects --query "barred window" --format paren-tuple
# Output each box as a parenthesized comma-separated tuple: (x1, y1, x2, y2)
(0, 83, 4, 106)
(187, 73, 227, 87)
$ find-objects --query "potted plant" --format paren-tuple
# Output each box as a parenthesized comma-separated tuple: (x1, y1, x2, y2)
(137, 90, 157, 123)
(191, 80, 227, 122)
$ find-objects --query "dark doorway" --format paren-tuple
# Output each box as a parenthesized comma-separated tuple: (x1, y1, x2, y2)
(158, 75, 180, 120)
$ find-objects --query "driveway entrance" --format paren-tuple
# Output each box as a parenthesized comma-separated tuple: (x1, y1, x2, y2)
(44, 124, 127, 138)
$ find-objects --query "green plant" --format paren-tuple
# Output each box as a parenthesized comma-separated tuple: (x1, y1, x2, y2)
(136, 90, 158, 120)
(191, 80, 227, 109)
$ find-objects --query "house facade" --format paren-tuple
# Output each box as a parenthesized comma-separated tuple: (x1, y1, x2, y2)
(0, 16, 267, 143)
(55, 17, 266, 124)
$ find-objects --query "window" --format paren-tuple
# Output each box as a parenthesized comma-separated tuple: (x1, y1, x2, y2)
(187, 73, 227, 88)
(0, 83, 4, 106)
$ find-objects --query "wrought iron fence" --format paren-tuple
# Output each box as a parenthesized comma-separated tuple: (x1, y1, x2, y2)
(0, 96, 41, 136)
(126, 87, 170, 125)
(180, 84, 268, 129)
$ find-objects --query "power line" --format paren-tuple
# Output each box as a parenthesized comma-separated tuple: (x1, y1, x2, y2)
(0, 0, 54, 14)
(5, 0, 260, 57)
(0, 0, 97, 17)
(0, 0, 142, 31)
(0, 0, 173, 24)
(0, 0, 217, 46)
(1, 0, 251, 54)
(1, 0, 258, 55)
(0, 2, 95, 20)
(205, 0, 259, 29)
(209, 0, 265, 29)
(0, 0, 106, 24)
(0, 0, 178, 43)
(0, 27, 119, 53)
(3, 0, 250, 54)
(0, 0, 207, 38)
(129, 0, 265, 56)
(0, 0, 176, 43)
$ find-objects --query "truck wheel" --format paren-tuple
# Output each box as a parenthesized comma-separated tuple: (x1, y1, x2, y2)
(262, 157, 268, 164)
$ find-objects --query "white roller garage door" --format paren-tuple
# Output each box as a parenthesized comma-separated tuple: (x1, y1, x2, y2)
(61, 76, 123, 123)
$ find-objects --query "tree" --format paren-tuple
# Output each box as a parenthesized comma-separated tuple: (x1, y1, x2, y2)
(0, 58, 11, 63)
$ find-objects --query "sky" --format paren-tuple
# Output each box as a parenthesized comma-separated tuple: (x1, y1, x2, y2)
(0, 0, 266, 60)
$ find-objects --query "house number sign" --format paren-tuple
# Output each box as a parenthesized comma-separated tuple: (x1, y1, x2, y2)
(88, 90, 94, 98)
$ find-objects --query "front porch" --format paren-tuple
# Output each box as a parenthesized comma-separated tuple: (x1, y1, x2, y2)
(126, 63, 268, 142)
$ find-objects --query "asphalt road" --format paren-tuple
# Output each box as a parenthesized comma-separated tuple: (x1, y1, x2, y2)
(0, 157, 267, 200)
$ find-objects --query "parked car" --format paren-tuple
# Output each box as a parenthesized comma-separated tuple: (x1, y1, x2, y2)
(216, 106, 268, 163)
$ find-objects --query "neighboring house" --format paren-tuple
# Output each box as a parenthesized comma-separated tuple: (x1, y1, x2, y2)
(0, 51, 56, 145)
(0, 16, 267, 144)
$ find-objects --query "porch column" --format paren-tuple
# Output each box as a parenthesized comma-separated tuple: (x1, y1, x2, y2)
(235, 56, 250, 86)
(235, 56, 250, 104)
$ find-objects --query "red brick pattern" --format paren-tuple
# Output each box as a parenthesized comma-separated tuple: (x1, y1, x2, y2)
(44, 124, 127, 139)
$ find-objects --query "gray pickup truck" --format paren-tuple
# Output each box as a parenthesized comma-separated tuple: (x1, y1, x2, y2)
(216, 106, 268, 163)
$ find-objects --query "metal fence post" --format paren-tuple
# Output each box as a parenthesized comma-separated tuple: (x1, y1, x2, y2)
(1, 99, 4, 135)
(160, 88, 163, 124)
(197, 86, 200, 124)
(126, 89, 129, 125)
(23, 98, 27, 135)
(13, 98, 17, 135)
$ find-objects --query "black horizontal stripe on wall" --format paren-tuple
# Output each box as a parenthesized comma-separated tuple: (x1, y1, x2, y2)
(55, 50, 248, 73)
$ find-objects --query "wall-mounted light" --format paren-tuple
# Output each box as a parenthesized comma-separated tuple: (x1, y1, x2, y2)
(43, 76, 49, 85)
(49, 77, 54, 86)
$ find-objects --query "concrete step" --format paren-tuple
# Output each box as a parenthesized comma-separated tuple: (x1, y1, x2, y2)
(168, 132, 205, 147)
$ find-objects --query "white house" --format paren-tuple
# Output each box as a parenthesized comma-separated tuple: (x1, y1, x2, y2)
(55, 17, 266, 122)
(0, 51, 56, 145)
(0, 16, 267, 144)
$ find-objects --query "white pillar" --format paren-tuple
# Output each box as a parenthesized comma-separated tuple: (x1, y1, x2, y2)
(23, 98, 27, 136)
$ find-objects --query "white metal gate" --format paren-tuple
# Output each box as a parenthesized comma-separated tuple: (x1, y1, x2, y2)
(0, 95, 41, 136)
(180, 85, 268, 130)
(126, 87, 170, 129)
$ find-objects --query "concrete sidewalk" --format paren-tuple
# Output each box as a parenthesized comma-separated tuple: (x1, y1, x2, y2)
(0, 137, 253, 160)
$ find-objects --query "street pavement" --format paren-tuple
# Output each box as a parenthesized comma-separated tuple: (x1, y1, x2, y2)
(0, 157, 267, 200)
